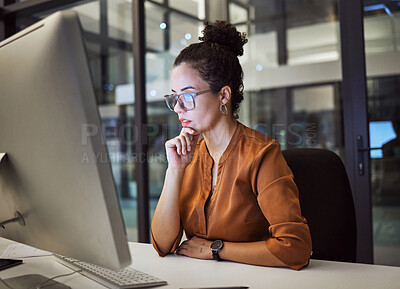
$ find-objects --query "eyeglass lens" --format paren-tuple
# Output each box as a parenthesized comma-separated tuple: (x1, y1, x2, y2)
(166, 93, 195, 111)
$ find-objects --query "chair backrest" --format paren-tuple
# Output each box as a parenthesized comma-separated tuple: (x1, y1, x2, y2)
(282, 148, 357, 262)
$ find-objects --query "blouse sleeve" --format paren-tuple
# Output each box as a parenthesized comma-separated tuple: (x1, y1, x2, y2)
(251, 141, 312, 270)
(151, 226, 183, 257)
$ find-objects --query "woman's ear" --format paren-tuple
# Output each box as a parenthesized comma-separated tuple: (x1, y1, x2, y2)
(219, 86, 232, 105)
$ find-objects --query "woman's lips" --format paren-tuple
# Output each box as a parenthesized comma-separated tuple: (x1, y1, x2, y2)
(179, 118, 191, 127)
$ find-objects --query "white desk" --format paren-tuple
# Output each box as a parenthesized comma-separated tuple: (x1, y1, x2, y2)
(1, 237, 400, 289)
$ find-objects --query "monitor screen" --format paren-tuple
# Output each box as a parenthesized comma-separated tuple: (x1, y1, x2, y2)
(0, 11, 131, 270)
(369, 121, 397, 158)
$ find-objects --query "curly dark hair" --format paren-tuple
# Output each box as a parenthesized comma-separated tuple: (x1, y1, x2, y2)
(173, 21, 248, 119)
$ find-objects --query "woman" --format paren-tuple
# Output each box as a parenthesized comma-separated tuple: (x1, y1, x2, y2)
(151, 21, 312, 270)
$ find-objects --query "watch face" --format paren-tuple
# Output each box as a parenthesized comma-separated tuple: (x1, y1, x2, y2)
(211, 240, 223, 250)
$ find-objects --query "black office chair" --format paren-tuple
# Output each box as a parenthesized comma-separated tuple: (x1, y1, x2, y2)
(282, 148, 357, 262)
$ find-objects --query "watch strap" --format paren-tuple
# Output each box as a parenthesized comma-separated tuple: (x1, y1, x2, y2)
(212, 250, 221, 261)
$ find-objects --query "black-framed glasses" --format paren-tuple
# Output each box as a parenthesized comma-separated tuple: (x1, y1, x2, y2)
(164, 90, 212, 111)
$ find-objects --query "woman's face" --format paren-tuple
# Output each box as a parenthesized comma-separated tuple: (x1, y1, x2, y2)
(171, 63, 221, 134)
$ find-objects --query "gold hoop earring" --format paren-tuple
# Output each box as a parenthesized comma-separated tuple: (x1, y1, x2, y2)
(220, 104, 228, 116)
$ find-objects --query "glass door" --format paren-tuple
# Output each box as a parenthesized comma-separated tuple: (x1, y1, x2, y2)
(363, 0, 400, 266)
(228, 0, 344, 155)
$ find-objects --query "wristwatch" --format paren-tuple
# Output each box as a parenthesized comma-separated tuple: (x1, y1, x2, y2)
(210, 240, 224, 261)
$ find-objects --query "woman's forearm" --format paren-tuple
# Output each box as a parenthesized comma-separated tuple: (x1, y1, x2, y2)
(176, 237, 287, 268)
(220, 237, 311, 270)
(151, 168, 185, 254)
(219, 241, 286, 267)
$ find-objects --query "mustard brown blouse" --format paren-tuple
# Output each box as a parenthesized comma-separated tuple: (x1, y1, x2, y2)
(152, 122, 312, 270)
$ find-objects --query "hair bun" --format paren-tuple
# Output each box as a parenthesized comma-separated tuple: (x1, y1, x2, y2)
(199, 21, 248, 57)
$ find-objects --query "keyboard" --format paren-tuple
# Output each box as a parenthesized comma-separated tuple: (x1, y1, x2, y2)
(54, 254, 167, 289)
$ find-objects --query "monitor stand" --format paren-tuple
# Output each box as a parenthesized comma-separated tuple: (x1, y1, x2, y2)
(0, 153, 25, 229)
(0, 211, 25, 229)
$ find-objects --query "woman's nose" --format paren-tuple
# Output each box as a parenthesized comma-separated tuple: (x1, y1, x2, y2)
(174, 101, 184, 113)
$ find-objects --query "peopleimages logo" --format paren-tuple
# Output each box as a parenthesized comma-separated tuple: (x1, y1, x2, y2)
(80, 122, 318, 163)
(81, 152, 167, 164)
(252, 122, 318, 146)
(81, 123, 166, 146)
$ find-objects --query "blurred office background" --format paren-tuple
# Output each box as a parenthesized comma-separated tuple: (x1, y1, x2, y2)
(1, 0, 399, 266)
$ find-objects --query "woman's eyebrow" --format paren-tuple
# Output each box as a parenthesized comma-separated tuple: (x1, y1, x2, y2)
(171, 86, 195, 93)
(181, 86, 195, 91)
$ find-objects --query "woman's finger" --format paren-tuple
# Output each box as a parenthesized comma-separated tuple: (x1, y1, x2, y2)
(180, 127, 196, 135)
(178, 134, 188, 155)
(166, 138, 182, 155)
(181, 133, 193, 152)
(176, 247, 187, 255)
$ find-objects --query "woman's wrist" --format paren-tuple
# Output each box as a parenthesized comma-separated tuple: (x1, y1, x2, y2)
(166, 167, 186, 178)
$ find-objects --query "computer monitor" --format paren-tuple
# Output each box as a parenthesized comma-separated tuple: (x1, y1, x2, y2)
(0, 11, 131, 270)
(369, 121, 397, 158)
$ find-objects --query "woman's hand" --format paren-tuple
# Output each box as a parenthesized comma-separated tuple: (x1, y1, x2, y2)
(176, 236, 213, 260)
(165, 128, 200, 170)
